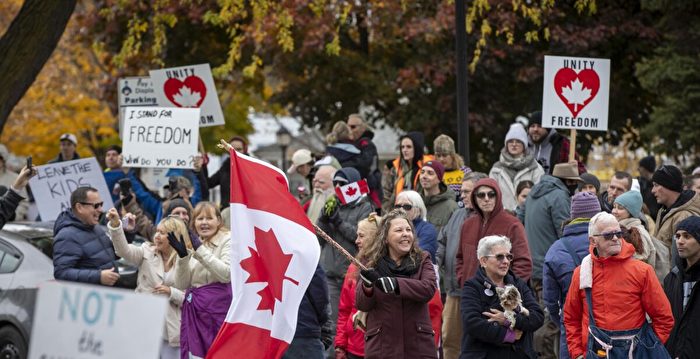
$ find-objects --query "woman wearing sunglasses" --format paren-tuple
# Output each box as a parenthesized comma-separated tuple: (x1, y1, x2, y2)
(455, 178, 533, 287)
(106, 209, 184, 358)
(394, 190, 438, 263)
(460, 235, 543, 358)
(356, 209, 438, 358)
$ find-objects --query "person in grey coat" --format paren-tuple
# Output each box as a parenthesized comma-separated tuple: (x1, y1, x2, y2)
(435, 171, 486, 359)
(524, 162, 581, 359)
(316, 167, 374, 345)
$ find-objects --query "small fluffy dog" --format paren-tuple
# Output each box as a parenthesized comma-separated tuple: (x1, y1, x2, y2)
(496, 284, 529, 329)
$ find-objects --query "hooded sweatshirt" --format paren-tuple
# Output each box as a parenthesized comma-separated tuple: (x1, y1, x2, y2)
(455, 178, 533, 284)
(563, 239, 674, 358)
(525, 175, 572, 281)
(382, 131, 433, 212)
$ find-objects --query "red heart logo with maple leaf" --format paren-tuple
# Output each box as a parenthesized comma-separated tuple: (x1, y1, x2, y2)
(553, 68, 600, 118)
(163, 76, 207, 108)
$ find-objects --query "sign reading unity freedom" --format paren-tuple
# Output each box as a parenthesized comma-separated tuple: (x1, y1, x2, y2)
(117, 76, 158, 138)
(121, 107, 200, 169)
(149, 63, 225, 127)
(29, 157, 114, 220)
(542, 55, 610, 131)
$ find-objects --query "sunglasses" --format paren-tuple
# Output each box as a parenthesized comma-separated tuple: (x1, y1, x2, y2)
(485, 253, 514, 262)
(79, 201, 104, 209)
(475, 191, 497, 200)
(592, 230, 623, 241)
(394, 204, 413, 211)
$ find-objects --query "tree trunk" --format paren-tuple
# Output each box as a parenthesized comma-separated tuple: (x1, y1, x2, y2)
(0, 0, 77, 136)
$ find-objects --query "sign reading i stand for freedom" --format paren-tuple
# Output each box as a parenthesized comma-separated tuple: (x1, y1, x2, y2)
(149, 63, 225, 127)
(28, 281, 166, 359)
(117, 76, 159, 138)
(542, 55, 610, 131)
(28, 157, 114, 221)
(121, 106, 200, 169)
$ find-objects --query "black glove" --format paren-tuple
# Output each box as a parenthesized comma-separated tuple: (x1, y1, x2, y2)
(167, 232, 189, 258)
(188, 229, 202, 251)
(329, 210, 342, 227)
(375, 277, 399, 294)
(360, 269, 380, 288)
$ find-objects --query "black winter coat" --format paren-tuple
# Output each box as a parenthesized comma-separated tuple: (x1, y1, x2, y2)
(0, 189, 22, 230)
(460, 268, 544, 359)
(295, 265, 331, 338)
(663, 257, 700, 359)
(207, 157, 230, 209)
(52, 210, 117, 284)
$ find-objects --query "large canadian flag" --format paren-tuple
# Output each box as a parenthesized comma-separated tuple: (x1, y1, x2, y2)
(206, 150, 321, 358)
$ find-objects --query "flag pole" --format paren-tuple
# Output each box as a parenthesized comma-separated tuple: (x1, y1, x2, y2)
(313, 224, 369, 271)
(217, 139, 369, 272)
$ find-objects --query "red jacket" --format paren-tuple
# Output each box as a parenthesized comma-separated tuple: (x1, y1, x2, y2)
(335, 264, 365, 356)
(455, 178, 533, 284)
(563, 239, 674, 358)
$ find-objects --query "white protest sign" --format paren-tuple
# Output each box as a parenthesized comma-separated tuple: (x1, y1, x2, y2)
(117, 76, 159, 138)
(121, 107, 200, 169)
(29, 281, 167, 359)
(149, 63, 225, 127)
(542, 55, 610, 131)
(28, 158, 114, 221)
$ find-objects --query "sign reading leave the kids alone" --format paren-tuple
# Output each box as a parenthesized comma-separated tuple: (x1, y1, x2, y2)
(149, 63, 225, 127)
(121, 106, 200, 169)
(28, 157, 115, 221)
(542, 55, 610, 131)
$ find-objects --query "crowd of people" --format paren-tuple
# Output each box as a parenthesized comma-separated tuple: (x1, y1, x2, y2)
(1, 110, 700, 359)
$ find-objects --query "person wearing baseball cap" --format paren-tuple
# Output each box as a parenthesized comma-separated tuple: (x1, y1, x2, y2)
(652, 165, 700, 263)
(419, 159, 457, 236)
(49, 133, 80, 163)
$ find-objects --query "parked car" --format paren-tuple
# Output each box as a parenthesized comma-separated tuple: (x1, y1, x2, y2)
(0, 222, 143, 359)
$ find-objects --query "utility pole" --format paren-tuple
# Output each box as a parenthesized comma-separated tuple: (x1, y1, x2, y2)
(455, 0, 470, 165)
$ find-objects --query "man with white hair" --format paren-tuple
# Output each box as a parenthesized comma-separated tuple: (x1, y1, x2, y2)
(563, 212, 674, 358)
(306, 165, 336, 224)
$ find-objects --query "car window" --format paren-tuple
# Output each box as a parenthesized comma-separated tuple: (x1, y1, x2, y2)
(0, 241, 21, 273)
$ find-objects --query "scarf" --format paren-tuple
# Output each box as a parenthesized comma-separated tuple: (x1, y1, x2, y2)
(376, 254, 419, 278)
(495, 148, 537, 182)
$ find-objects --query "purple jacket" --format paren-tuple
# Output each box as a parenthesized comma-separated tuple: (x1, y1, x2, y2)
(180, 282, 232, 358)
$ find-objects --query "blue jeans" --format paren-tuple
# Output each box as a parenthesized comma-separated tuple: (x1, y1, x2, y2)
(283, 337, 325, 359)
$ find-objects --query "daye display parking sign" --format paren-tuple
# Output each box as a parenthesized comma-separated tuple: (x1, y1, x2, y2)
(542, 55, 610, 131)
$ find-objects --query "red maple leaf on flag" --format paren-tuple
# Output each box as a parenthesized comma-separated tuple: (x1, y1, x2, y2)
(240, 227, 299, 313)
(345, 186, 357, 196)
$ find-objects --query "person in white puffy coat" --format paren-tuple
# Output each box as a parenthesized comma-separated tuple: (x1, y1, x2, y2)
(489, 123, 545, 211)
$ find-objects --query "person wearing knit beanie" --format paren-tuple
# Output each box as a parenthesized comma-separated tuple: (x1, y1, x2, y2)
(639, 156, 656, 175)
(423, 160, 445, 182)
(165, 197, 193, 222)
(613, 190, 643, 220)
(652, 165, 684, 193)
(570, 191, 601, 219)
(504, 123, 529, 148)
(580, 173, 601, 195)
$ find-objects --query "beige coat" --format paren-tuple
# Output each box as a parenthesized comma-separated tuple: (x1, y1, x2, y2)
(654, 192, 700, 250)
(619, 217, 670, 283)
(174, 229, 231, 289)
(108, 223, 184, 347)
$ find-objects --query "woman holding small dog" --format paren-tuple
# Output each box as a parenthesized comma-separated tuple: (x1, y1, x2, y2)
(356, 209, 438, 358)
(460, 235, 543, 358)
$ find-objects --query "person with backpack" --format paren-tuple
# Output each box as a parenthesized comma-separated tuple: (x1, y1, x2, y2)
(542, 192, 601, 358)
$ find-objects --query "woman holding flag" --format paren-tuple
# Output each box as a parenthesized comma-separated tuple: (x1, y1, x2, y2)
(356, 209, 438, 358)
(169, 201, 232, 358)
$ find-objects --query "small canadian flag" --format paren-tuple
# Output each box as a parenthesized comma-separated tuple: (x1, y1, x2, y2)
(334, 179, 369, 205)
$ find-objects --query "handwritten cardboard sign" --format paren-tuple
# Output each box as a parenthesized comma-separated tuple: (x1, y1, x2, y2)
(28, 158, 114, 221)
(149, 63, 225, 127)
(117, 76, 159, 139)
(121, 106, 200, 169)
(29, 281, 167, 359)
(542, 55, 610, 131)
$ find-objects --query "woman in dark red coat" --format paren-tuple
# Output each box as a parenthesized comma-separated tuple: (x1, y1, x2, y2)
(355, 209, 438, 359)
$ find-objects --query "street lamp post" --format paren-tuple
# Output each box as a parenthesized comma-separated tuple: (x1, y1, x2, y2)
(276, 126, 292, 170)
(456, 0, 470, 165)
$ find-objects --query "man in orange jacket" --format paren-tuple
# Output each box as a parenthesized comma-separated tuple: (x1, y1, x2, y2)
(563, 212, 674, 358)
